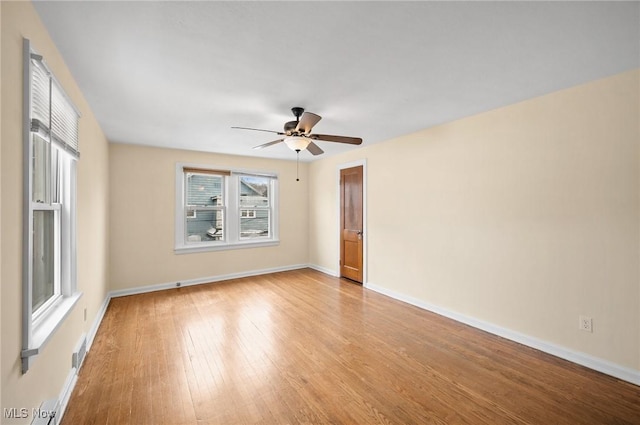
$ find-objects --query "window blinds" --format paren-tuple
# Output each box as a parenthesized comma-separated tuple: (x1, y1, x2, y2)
(30, 55, 80, 159)
(183, 167, 231, 176)
(182, 167, 277, 179)
(30, 59, 50, 132)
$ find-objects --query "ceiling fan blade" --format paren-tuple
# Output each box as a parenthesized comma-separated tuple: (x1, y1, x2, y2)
(306, 141, 324, 156)
(253, 139, 284, 150)
(296, 112, 322, 134)
(310, 134, 363, 145)
(232, 126, 284, 135)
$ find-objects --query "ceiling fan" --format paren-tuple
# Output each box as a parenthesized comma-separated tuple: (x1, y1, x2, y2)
(232, 107, 363, 156)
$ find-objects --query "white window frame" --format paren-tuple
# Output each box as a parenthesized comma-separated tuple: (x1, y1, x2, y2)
(21, 39, 82, 373)
(30, 169, 62, 324)
(175, 163, 279, 253)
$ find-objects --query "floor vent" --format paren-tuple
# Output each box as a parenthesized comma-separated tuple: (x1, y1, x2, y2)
(30, 399, 57, 425)
(72, 333, 87, 372)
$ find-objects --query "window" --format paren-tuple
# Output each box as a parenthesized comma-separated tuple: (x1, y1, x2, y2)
(175, 164, 279, 253)
(22, 39, 81, 373)
(239, 175, 271, 239)
(185, 171, 225, 242)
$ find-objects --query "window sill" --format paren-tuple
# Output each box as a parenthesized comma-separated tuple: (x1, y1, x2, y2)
(22, 292, 83, 360)
(175, 239, 280, 254)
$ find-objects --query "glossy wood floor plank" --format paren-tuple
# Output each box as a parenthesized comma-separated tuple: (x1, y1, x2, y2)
(61, 269, 640, 425)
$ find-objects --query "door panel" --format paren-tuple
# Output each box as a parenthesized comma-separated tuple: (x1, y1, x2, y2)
(340, 166, 363, 283)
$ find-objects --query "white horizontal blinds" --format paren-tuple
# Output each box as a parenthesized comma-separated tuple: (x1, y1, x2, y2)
(29, 55, 80, 159)
(30, 58, 50, 136)
(51, 82, 80, 157)
(182, 168, 277, 179)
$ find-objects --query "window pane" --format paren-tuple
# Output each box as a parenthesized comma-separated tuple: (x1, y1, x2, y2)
(240, 210, 270, 239)
(186, 173, 223, 206)
(32, 210, 55, 312)
(186, 209, 224, 242)
(32, 135, 50, 204)
(239, 176, 269, 207)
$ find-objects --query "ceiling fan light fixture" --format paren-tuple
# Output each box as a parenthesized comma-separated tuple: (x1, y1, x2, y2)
(284, 136, 310, 151)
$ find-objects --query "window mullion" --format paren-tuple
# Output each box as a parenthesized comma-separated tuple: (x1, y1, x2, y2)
(227, 174, 238, 244)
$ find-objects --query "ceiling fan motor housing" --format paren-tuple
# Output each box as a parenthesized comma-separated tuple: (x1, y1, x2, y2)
(285, 107, 305, 134)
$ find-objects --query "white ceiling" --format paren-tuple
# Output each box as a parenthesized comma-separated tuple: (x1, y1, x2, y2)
(34, 1, 639, 162)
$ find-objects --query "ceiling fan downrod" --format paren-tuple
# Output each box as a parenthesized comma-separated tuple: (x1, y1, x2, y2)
(291, 107, 304, 122)
(291, 107, 305, 181)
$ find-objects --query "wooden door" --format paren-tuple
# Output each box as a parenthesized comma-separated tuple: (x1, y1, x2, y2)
(340, 166, 363, 283)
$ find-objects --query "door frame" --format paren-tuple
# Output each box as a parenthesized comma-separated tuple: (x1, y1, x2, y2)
(337, 159, 367, 284)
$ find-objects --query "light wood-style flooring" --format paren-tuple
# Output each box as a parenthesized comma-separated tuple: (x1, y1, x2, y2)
(61, 269, 640, 424)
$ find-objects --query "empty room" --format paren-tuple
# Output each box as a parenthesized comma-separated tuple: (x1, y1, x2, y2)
(1, 1, 639, 424)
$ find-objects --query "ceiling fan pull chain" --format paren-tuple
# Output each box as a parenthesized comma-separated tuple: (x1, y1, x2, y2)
(296, 150, 300, 181)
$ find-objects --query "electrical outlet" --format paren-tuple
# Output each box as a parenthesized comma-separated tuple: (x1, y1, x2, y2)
(579, 315, 593, 333)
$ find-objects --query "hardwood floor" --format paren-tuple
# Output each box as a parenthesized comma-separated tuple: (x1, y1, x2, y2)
(61, 269, 640, 425)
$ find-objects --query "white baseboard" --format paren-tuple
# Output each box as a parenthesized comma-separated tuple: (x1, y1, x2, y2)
(308, 264, 339, 277)
(86, 296, 109, 351)
(364, 281, 640, 387)
(55, 368, 78, 424)
(109, 264, 309, 298)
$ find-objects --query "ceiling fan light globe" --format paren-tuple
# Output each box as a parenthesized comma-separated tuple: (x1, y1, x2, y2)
(284, 136, 310, 151)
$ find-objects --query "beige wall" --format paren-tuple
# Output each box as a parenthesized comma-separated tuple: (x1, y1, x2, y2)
(109, 144, 309, 291)
(1, 2, 110, 422)
(310, 70, 640, 371)
(0, 0, 3, 407)
(1, 4, 638, 418)
(0, 0, 3, 412)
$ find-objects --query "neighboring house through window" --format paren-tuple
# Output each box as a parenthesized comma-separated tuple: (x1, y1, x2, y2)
(175, 164, 279, 253)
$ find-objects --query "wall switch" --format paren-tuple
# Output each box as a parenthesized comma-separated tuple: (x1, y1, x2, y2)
(579, 315, 593, 332)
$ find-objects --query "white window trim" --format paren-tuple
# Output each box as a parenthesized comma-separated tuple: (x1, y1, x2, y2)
(21, 39, 82, 373)
(175, 163, 279, 254)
